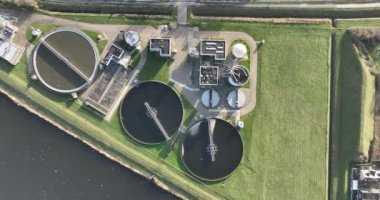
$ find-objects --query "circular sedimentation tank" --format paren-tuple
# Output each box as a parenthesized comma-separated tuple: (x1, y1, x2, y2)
(181, 118, 243, 181)
(228, 65, 250, 87)
(201, 89, 220, 108)
(119, 81, 183, 145)
(33, 28, 98, 93)
(227, 89, 246, 109)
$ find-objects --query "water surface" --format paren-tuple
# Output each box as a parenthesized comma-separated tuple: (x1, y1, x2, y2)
(0, 94, 177, 200)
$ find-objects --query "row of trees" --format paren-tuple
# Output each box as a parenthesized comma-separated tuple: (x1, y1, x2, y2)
(349, 28, 380, 44)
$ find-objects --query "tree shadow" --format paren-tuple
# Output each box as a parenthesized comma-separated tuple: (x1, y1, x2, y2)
(0, 60, 16, 74)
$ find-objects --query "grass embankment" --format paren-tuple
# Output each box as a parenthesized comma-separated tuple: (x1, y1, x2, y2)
(1, 14, 331, 199)
(26, 22, 107, 54)
(331, 23, 377, 200)
(191, 20, 331, 200)
(54, 13, 174, 27)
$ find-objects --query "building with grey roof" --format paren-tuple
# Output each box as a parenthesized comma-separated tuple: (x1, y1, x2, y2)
(150, 38, 171, 57)
(200, 39, 226, 61)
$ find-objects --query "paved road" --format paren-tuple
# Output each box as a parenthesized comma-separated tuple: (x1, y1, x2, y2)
(177, 3, 188, 25)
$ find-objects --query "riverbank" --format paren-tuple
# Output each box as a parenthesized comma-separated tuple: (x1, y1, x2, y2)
(0, 75, 194, 200)
(0, 93, 176, 199)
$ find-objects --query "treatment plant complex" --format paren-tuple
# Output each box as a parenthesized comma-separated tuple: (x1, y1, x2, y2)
(25, 21, 256, 181)
(4, 1, 380, 199)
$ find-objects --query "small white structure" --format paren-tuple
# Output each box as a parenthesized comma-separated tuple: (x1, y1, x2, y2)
(232, 43, 247, 59)
(71, 92, 78, 99)
(201, 89, 220, 108)
(118, 53, 131, 68)
(124, 31, 140, 47)
(32, 29, 42, 37)
(227, 89, 246, 109)
(237, 120, 244, 129)
(189, 48, 199, 58)
(30, 74, 38, 80)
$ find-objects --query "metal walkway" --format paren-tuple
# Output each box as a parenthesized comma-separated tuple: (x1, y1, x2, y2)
(144, 102, 170, 140)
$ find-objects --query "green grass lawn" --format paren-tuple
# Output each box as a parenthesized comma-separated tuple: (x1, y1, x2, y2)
(26, 23, 59, 44)
(181, 95, 197, 126)
(1, 14, 332, 199)
(138, 52, 170, 83)
(191, 20, 331, 200)
(81, 29, 108, 54)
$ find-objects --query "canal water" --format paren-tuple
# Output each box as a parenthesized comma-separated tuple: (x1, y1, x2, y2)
(0, 94, 178, 200)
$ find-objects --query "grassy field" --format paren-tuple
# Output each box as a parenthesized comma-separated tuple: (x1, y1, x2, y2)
(191, 20, 331, 199)
(138, 52, 170, 83)
(1, 14, 332, 199)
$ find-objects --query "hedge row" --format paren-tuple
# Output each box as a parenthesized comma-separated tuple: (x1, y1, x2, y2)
(39, 2, 174, 15)
(191, 5, 380, 19)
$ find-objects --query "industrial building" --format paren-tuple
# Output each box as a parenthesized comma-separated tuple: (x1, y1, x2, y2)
(351, 163, 380, 200)
(0, 17, 24, 65)
(150, 38, 171, 57)
(200, 39, 226, 61)
(86, 43, 135, 115)
(199, 65, 218, 86)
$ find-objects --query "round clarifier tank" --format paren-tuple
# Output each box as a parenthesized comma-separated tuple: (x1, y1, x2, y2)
(201, 89, 220, 108)
(32, 28, 98, 93)
(181, 118, 243, 181)
(119, 81, 183, 145)
(227, 89, 246, 109)
(228, 65, 250, 87)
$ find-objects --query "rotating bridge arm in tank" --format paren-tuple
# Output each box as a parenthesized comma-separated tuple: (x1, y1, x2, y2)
(144, 102, 170, 140)
(207, 119, 218, 162)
